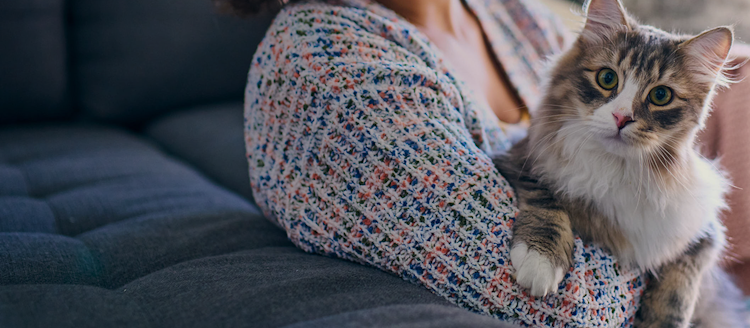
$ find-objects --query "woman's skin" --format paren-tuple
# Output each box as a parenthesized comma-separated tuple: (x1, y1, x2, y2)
(376, 0, 524, 124)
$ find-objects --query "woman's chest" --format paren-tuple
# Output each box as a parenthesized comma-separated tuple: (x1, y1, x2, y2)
(417, 18, 523, 125)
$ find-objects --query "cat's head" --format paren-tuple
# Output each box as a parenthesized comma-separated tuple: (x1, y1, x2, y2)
(537, 0, 734, 161)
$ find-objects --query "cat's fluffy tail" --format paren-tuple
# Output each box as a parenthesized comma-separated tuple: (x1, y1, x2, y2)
(692, 266, 749, 328)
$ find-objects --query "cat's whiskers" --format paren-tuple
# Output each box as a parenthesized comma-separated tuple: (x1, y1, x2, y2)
(520, 121, 582, 172)
(647, 144, 706, 210)
(522, 120, 577, 162)
(535, 114, 577, 121)
(533, 113, 579, 123)
(528, 119, 574, 129)
(634, 143, 669, 198)
(520, 130, 559, 172)
(635, 151, 644, 212)
(534, 114, 576, 122)
(659, 152, 697, 197)
(568, 131, 597, 170)
(645, 148, 653, 208)
(543, 103, 582, 109)
(528, 125, 590, 170)
(523, 131, 564, 173)
(540, 104, 586, 113)
(653, 135, 694, 183)
(659, 153, 709, 213)
(651, 148, 683, 188)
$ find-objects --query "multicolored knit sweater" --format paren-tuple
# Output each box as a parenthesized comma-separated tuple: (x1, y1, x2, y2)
(244, 0, 646, 326)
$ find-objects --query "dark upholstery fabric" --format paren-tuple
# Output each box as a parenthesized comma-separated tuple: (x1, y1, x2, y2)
(0, 124, 282, 287)
(145, 102, 255, 203)
(0, 0, 69, 124)
(69, 0, 274, 126)
(0, 285, 149, 328)
(282, 304, 521, 328)
(1, 248, 464, 328)
(124, 248, 453, 328)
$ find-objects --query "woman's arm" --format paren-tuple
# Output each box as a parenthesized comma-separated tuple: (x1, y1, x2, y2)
(244, 4, 644, 326)
(245, 16, 519, 278)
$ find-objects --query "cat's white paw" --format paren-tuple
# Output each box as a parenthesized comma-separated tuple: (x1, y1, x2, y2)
(510, 242, 564, 297)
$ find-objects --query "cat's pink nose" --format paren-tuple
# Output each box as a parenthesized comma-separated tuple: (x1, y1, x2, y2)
(613, 112, 634, 129)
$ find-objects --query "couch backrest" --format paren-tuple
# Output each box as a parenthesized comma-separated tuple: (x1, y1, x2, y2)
(0, 0, 71, 124)
(69, 0, 274, 126)
(0, 0, 274, 127)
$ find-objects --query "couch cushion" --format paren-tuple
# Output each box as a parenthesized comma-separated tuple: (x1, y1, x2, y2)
(123, 248, 455, 328)
(0, 124, 288, 287)
(1, 247, 470, 328)
(69, 0, 274, 126)
(0, 285, 148, 328)
(282, 304, 520, 328)
(0, 0, 70, 124)
(145, 102, 255, 203)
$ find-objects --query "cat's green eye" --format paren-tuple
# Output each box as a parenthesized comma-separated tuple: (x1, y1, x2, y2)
(648, 86, 673, 106)
(596, 68, 618, 90)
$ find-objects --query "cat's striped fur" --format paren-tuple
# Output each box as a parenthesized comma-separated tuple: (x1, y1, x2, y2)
(495, 0, 748, 326)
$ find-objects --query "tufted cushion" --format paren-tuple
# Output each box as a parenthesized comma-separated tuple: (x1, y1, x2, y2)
(69, 0, 275, 126)
(1, 247, 467, 328)
(0, 0, 70, 124)
(0, 124, 285, 287)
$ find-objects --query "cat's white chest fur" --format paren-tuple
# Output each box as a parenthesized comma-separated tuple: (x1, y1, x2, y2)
(537, 133, 728, 271)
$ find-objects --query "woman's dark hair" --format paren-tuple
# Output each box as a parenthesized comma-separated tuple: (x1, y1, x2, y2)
(213, 0, 297, 16)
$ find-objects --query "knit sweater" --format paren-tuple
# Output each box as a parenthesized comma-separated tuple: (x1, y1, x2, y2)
(244, 0, 646, 326)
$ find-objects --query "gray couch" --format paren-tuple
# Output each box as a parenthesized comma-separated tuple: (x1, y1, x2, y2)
(0, 0, 520, 327)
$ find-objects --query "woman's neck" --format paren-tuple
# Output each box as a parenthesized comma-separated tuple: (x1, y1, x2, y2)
(375, 0, 470, 36)
(375, 0, 525, 124)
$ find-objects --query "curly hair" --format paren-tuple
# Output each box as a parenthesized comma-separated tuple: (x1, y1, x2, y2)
(212, 0, 297, 16)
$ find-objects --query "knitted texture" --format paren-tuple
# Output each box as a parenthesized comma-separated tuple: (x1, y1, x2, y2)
(244, 0, 646, 326)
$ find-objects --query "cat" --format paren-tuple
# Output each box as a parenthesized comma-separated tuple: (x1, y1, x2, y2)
(493, 0, 748, 326)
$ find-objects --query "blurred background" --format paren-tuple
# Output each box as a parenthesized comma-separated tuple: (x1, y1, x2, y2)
(541, 0, 750, 43)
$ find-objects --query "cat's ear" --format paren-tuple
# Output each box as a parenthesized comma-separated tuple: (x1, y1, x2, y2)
(679, 26, 734, 81)
(581, 0, 630, 41)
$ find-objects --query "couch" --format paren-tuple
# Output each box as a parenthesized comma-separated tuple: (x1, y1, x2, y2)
(0, 0, 523, 327)
(2, 1, 747, 327)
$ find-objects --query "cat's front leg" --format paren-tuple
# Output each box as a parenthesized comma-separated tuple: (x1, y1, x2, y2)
(510, 184, 575, 296)
(493, 148, 575, 297)
(633, 236, 719, 328)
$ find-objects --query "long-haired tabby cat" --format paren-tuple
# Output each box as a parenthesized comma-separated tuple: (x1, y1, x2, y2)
(494, 0, 748, 326)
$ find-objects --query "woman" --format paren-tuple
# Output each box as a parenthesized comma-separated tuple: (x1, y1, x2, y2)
(221, 0, 750, 325)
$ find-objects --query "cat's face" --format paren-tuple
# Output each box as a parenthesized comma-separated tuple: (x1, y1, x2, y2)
(538, 0, 733, 160)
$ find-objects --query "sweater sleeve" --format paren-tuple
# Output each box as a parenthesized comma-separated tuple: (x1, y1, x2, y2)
(244, 4, 644, 326)
(246, 4, 517, 276)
